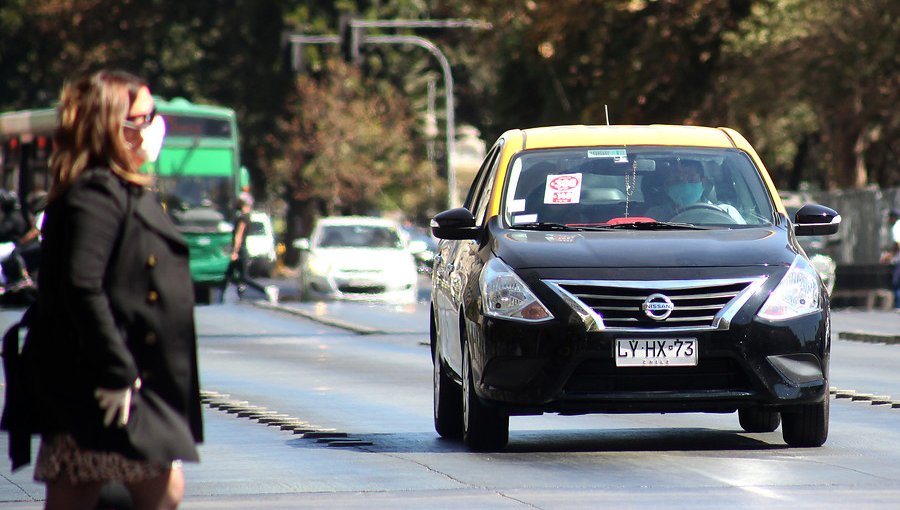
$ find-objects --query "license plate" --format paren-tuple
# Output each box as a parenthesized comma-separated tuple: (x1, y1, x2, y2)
(615, 338, 698, 367)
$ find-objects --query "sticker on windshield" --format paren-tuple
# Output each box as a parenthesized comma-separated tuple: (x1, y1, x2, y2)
(513, 213, 538, 224)
(544, 173, 582, 204)
(508, 199, 526, 213)
(588, 149, 628, 163)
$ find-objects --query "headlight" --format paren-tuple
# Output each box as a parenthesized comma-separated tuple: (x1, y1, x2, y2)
(758, 255, 822, 320)
(308, 253, 332, 276)
(480, 258, 553, 322)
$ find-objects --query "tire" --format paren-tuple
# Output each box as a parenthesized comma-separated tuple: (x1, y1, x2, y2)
(433, 339, 463, 439)
(781, 395, 829, 447)
(462, 342, 509, 451)
(738, 407, 781, 433)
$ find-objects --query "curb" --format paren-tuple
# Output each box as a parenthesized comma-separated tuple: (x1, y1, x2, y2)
(837, 331, 900, 344)
(253, 301, 383, 335)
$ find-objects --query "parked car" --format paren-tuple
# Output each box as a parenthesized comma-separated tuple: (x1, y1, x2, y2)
(430, 125, 840, 451)
(293, 216, 418, 304)
(246, 211, 277, 277)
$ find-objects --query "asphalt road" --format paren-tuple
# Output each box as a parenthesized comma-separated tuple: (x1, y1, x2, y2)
(0, 293, 898, 509)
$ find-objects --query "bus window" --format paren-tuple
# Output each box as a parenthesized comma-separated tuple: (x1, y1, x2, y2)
(164, 115, 232, 138)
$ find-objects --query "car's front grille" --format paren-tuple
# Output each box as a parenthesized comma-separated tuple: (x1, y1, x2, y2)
(338, 284, 387, 294)
(546, 277, 766, 332)
(564, 358, 752, 394)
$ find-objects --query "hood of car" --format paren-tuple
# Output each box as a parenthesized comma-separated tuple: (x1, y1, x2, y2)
(492, 226, 797, 270)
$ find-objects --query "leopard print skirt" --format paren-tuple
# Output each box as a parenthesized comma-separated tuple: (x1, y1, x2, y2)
(34, 434, 174, 484)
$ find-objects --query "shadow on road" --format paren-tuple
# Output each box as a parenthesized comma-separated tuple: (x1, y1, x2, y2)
(284, 428, 786, 454)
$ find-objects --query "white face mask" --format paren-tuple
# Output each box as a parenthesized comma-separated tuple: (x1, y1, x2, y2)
(137, 115, 166, 162)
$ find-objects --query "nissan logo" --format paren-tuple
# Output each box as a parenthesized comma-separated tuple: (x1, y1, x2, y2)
(642, 293, 674, 321)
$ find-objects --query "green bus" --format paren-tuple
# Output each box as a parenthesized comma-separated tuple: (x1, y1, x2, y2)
(0, 97, 247, 303)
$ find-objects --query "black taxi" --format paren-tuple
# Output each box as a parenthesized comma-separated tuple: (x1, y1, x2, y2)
(430, 125, 840, 450)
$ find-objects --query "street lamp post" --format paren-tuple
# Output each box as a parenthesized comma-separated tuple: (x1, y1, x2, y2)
(363, 35, 457, 208)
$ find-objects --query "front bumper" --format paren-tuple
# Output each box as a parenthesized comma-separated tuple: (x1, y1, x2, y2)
(468, 311, 830, 415)
(306, 273, 417, 304)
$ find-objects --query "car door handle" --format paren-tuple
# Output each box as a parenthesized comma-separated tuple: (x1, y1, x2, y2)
(446, 263, 455, 273)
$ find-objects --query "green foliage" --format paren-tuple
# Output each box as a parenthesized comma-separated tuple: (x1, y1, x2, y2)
(2, 0, 896, 229)
(434, 0, 754, 140)
(711, 0, 899, 189)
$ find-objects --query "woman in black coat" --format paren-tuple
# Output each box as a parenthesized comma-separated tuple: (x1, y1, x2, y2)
(27, 70, 202, 509)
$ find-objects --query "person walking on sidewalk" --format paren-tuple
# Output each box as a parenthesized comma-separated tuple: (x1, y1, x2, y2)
(226, 195, 278, 303)
(11, 70, 204, 509)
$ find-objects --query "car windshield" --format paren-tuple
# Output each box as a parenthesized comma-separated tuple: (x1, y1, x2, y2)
(502, 147, 775, 228)
(315, 225, 403, 249)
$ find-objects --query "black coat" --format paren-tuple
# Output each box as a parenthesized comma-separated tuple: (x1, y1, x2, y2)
(27, 168, 202, 463)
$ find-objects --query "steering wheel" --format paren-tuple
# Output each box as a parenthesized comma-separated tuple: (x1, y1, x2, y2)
(669, 203, 737, 224)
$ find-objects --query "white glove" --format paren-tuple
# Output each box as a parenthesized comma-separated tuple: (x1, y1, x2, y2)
(95, 378, 142, 428)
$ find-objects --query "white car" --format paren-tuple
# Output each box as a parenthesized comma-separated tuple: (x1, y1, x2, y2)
(246, 211, 277, 277)
(293, 216, 419, 304)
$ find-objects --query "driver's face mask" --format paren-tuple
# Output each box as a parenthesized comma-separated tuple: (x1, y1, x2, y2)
(667, 182, 704, 206)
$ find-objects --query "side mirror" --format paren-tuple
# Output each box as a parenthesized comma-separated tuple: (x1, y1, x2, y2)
(292, 238, 310, 250)
(431, 207, 479, 240)
(794, 204, 841, 236)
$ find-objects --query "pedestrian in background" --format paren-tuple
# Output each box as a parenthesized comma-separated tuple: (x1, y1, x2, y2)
(881, 208, 900, 310)
(226, 195, 278, 304)
(20, 70, 203, 509)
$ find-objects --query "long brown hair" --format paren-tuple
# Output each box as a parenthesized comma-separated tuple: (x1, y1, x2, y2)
(48, 70, 152, 202)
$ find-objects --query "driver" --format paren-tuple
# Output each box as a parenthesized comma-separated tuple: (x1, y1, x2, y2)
(645, 159, 745, 224)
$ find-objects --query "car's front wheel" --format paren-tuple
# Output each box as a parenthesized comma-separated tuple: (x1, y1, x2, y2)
(738, 407, 781, 433)
(781, 395, 829, 447)
(462, 342, 509, 451)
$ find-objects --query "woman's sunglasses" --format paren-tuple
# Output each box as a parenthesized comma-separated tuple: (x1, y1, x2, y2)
(123, 106, 157, 131)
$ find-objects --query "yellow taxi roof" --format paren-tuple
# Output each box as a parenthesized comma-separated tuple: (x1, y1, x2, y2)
(515, 125, 742, 150)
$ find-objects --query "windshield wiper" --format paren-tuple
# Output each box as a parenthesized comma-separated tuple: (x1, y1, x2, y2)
(577, 221, 708, 231)
(509, 222, 578, 231)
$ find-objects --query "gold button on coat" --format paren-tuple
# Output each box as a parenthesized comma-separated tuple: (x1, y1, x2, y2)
(146, 254, 158, 267)
(147, 290, 159, 303)
(145, 332, 157, 345)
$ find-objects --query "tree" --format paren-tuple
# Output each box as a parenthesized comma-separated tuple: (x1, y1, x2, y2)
(274, 60, 433, 241)
(434, 0, 754, 141)
(0, 0, 296, 197)
(703, 0, 899, 189)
